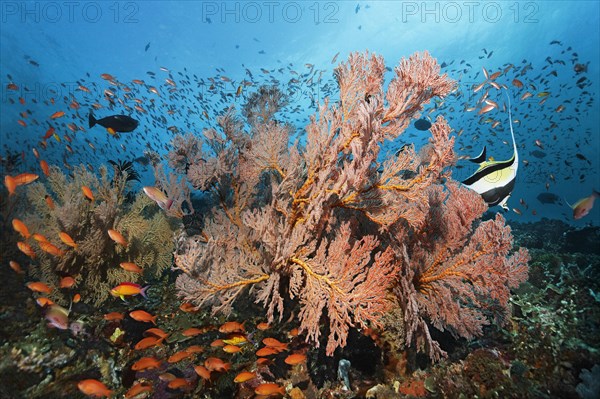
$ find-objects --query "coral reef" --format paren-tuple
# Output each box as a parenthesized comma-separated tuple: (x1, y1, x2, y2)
(396, 182, 529, 361)
(18, 164, 180, 306)
(173, 51, 528, 359)
(2, 49, 599, 399)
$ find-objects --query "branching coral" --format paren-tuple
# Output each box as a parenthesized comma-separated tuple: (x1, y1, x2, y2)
(174, 51, 528, 358)
(20, 164, 180, 306)
(395, 182, 529, 361)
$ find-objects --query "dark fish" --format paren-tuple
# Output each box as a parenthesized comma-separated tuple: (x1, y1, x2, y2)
(576, 153, 590, 163)
(145, 42, 150, 52)
(414, 118, 432, 131)
(530, 150, 547, 158)
(395, 143, 414, 156)
(574, 62, 588, 73)
(134, 156, 150, 166)
(89, 112, 139, 134)
(576, 76, 587, 85)
(537, 192, 561, 204)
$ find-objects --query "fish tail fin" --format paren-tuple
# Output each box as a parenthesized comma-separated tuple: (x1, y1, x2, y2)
(140, 285, 150, 299)
(88, 112, 97, 128)
(564, 197, 574, 209)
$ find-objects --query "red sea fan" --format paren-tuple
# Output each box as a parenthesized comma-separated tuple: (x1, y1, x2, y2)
(395, 182, 529, 361)
(172, 50, 527, 358)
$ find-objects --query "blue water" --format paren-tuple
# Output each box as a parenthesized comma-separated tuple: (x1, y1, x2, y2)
(1, 1, 599, 225)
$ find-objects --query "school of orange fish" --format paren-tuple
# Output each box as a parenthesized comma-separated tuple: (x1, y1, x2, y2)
(7, 186, 310, 397)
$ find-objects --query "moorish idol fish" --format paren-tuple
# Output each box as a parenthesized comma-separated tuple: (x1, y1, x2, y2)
(462, 93, 518, 210)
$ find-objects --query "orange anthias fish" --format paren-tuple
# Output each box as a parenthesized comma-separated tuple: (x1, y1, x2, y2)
(9, 260, 23, 274)
(256, 322, 271, 331)
(179, 302, 199, 313)
(27, 281, 52, 294)
(135, 336, 163, 350)
(284, 353, 307, 365)
(256, 347, 280, 357)
(50, 111, 65, 119)
(194, 365, 211, 380)
(82, 185, 94, 201)
(204, 357, 231, 372)
(129, 310, 157, 324)
(39, 241, 65, 257)
(59, 232, 78, 248)
(168, 378, 191, 390)
(167, 350, 192, 363)
(12, 218, 31, 239)
(125, 382, 153, 399)
(144, 327, 169, 340)
(107, 229, 128, 246)
(77, 379, 113, 398)
(120, 262, 143, 273)
(17, 241, 36, 258)
(569, 190, 600, 220)
(59, 276, 76, 288)
(43, 127, 55, 139)
(36, 297, 54, 307)
(219, 321, 245, 333)
(255, 383, 286, 396)
(186, 345, 203, 354)
(262, 337, 288, 351)
(234, 371, 256, 383)
(181, 327, 204, 337)
(14, 173, 38, 185)
(4, 175, 17, 195)
(45, 195, 55, 210)
(222, 344, 242, 353)
(103, 312, 125, 321)
(32, 233, 49, 243)
(131, 356, 161, 371)
(111, 282, 148, 300)
(40, 160, 50, 176)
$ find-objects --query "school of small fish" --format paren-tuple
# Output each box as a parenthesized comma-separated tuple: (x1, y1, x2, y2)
(2, 41, 597, 223)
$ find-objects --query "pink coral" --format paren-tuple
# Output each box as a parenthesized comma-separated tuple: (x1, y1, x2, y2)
(173, 50, 527, 358)
(395, 182, 529, 360)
